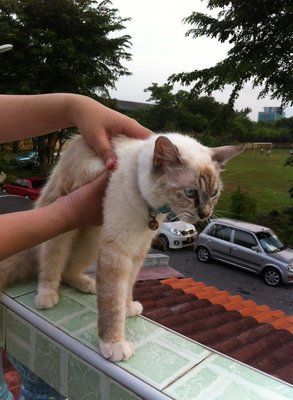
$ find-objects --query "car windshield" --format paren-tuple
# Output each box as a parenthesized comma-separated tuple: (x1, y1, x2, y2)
(166, 212, 179, 222)
(19, 152, 35, 158)
(256, 231, 285, 253)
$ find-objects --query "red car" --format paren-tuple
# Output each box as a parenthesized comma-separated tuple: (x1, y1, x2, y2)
(2, 177, 46, 200)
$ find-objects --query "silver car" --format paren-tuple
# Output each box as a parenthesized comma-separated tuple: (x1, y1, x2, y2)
(195, 218, 293, 286)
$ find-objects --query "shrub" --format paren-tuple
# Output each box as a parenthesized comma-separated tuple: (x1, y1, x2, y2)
(230, 186, 257, 220)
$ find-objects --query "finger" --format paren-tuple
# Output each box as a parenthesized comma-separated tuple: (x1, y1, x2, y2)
(91, 169, 111, 193)
(120, 119, 153, 139)
(90, 170, 111, 225)
(90, 132, 117, 170)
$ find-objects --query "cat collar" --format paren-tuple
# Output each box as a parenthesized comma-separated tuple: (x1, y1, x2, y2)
(148, 204, 171, 230)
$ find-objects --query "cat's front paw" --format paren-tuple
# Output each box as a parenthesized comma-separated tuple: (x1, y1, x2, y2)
(99, 339, 135, 361)
(35, 289, 59, 309)
(126, 301, 143, 317)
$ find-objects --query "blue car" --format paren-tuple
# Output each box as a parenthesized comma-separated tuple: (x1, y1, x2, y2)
(15, 151, 39, 168)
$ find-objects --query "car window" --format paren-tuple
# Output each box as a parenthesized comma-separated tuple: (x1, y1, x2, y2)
(166, 211, 178, 222)
(208, 224, 232, 241)
(233, 229, 257, 249)
(14, 179, 29, 188)
(256, 231, 285, 253)
(20, 179, 29, 188)
(31, 179, 45, 189)
(14, 179, 23, 186)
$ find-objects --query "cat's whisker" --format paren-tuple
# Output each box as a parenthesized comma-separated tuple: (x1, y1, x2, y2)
(210, 213, 219, 220)
(214, 209, 233, 216)
(173, 211, 189, 220)
(175, 211, 196, 223)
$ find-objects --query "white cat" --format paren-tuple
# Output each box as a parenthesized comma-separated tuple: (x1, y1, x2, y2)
(0, 133, 243, 361)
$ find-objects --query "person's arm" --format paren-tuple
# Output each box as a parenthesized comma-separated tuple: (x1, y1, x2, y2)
(0, 93, 152, 260)
(0, 93, 152, 168)
(0, 170, 109, 261)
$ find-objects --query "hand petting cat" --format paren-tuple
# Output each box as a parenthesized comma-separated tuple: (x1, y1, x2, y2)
(0, 93, 152, 260)
(66, 94, 152, 169)
(0, 93, 152, 169)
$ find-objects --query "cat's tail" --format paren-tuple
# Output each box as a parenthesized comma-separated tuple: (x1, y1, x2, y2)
(0, 247, 38, 293)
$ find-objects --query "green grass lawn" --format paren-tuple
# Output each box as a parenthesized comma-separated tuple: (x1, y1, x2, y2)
(217, 148, 292, 216)
(1, 148, 292, 214)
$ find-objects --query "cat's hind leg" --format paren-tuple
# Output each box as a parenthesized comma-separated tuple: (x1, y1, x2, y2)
(35, 231, 76, 309)
(61, 227, 99, 294)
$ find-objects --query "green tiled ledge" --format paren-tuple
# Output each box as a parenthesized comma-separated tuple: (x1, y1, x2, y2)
(164, 354, 293, 400)
(5, 309, 143, 400)
(2, 283, 293, 400)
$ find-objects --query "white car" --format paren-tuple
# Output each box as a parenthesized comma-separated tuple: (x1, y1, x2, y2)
(156, 219, 197, 250)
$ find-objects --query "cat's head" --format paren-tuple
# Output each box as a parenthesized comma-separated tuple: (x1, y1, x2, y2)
(147, 134, 243, 224)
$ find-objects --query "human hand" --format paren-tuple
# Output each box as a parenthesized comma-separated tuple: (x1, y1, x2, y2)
(55, 169, 110, 229)
(0, 93, 152, 167)
(69, 96, 153, 170)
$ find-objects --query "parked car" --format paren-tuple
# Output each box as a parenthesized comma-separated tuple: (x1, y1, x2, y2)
(195, 218, 293, 286)
(2, 177, 46, 200)
(14, 151, 39, 168)
(155, 214, 197, 250)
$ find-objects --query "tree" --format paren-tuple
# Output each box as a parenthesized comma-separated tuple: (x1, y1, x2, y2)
(170, 0, 293, 108)
(127, 83, 254, 144)
(0, 0, 131, 173)
(284, 154, 293, 198)
(230, 187, 256, 220)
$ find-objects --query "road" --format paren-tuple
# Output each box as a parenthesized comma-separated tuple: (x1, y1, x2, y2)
(0, 189, 33, 213)
(167, 247, 293, 315)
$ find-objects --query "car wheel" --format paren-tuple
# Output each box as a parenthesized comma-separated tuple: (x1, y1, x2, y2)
(197, 246, 210, 263)
(263, 267, 282, 286)
(158, 234, 169, 251)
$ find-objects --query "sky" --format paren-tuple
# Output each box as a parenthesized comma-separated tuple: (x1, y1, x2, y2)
(109, 0, 293, 121)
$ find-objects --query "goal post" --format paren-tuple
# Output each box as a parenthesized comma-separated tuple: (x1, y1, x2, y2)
(251, 142, 272, 152)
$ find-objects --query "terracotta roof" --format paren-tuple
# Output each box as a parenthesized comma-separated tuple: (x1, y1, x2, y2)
(133, 277, 293, 385)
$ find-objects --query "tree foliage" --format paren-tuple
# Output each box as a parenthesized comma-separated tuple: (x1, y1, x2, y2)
(230, 186, 256, 220)
(0, 0, 132, 173)
(0, 0, 131, 95)
(284, 152, 293, 198)
(126, 83, 257, 145)
(170, 0, 293, 108)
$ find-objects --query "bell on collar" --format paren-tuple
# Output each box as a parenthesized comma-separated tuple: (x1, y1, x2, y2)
(148, 215, 159, 230)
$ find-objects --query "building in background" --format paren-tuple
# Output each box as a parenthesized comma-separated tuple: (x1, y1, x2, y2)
(258, 106, 286, 122)
(116, 99, 153, 112)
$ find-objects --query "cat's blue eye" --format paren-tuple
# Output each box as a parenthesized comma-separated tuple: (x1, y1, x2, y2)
(184, 188, 197, 198)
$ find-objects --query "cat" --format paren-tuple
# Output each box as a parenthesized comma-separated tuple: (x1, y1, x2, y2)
(0, 133, 243, 361)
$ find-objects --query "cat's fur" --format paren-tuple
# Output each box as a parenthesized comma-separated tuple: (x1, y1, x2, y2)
(0, 133, 243, 361)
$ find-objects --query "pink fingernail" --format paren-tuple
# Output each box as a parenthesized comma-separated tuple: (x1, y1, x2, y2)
(106, 158, 117, 170)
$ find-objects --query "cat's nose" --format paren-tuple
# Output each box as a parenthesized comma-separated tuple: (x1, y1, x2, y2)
(198, 208, 210, 219)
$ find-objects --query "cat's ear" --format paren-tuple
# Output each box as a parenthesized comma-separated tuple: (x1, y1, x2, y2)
(153, 136, 183, 169)
(211, 144, 244, 166)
